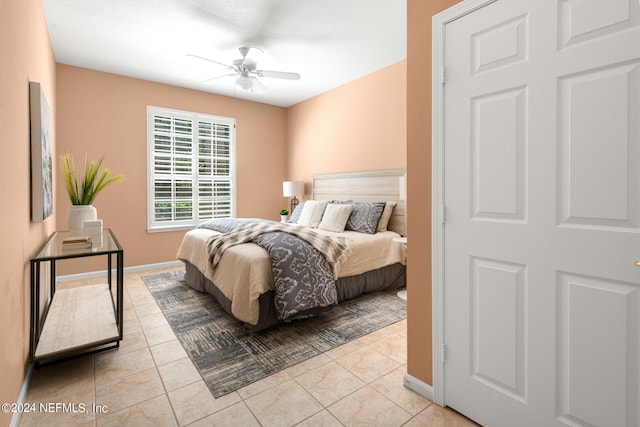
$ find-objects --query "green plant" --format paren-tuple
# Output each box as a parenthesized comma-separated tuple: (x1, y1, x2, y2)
(280, 209, 289, 215)
(62, 153, 124, 205)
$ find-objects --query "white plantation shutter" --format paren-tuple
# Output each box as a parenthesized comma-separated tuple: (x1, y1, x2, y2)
(147, 106, 235, 231)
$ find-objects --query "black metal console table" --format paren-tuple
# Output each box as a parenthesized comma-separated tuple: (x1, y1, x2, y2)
(30, 228, 123, 365)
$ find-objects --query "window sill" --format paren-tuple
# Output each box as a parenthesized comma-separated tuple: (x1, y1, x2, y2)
(147, 224, 196, 233)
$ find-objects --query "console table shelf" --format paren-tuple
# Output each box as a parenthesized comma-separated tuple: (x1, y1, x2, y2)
(35, 283, 119, 359)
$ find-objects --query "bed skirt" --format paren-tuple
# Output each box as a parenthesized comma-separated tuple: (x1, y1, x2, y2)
(182, 261, 406, 332)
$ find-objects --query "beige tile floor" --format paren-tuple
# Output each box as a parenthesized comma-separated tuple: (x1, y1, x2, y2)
(19, 266, 479, 427)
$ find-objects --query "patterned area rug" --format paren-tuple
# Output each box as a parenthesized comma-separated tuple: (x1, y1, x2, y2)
(142, 270, 407, 398)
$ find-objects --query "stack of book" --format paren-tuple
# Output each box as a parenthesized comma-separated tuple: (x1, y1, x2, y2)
(61, 235, 92, 250)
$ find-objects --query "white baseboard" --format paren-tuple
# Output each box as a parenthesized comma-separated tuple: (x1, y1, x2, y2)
(56, 260, 183, 282)
(404, 373, 434, 402)
(11, 363, 35, 427)
(118, 260, 183, 274)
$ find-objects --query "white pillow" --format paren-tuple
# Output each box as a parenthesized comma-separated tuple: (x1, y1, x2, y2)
(318, 203, 354, 232)
(297, 200, 328, 228)
(377, 202, 397, 232)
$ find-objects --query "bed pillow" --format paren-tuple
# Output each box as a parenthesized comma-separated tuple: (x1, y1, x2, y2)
(297, 200, 328, 228)
(377, 201, 397, 232)
(318, 203, 354, 232)
(345, 201, 386, 234)
(288, 202, 305, 223)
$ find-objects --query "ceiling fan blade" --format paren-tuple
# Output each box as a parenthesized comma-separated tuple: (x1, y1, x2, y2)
(202, 73, 235, 83)
(258, 70, 301, 80)
(187, 54, 234, 70)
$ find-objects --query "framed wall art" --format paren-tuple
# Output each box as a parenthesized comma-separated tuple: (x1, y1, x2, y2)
(30, 81, 53, 222)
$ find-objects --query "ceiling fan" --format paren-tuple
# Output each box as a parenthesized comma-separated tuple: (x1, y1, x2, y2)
(189, 46, 301, 93)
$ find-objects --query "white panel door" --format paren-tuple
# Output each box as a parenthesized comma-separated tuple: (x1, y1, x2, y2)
(439, 1, 640, 426)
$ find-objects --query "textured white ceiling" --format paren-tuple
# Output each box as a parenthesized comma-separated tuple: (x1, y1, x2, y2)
(42, 0, 406, 107)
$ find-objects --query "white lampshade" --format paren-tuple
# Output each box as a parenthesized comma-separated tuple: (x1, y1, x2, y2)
(283, 181, 304, 197)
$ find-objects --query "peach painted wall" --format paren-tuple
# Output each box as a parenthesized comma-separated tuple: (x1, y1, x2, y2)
(285, 61, 406, 191)
(55, 65, 287, 271)
(406, 0, 462, 386)
(0, 0, 57, 424)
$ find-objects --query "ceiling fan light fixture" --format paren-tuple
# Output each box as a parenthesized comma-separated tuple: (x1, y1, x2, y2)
(236, 74, 254, 90)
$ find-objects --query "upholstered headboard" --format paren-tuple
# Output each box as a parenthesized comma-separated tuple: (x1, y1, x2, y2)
(311, 168, 406, 236)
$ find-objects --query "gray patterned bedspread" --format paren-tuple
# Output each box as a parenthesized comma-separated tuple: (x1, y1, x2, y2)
(198, 219, 352, 321)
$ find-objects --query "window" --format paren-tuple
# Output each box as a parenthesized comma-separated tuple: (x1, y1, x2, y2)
(147, 106, 235, 231)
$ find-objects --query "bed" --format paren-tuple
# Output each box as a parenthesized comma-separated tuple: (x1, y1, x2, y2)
(176, 168, 407, 332)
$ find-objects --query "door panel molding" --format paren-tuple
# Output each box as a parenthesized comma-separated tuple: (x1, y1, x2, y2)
(557, 60, 640, 231)
(556, 271, 639, 427)
(470, 257, 527, 402)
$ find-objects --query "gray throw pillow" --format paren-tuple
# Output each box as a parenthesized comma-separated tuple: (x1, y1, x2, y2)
(345, 202, 386, 234)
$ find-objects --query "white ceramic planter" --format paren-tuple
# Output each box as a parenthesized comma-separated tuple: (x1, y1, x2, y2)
(67, 205, 97, 234)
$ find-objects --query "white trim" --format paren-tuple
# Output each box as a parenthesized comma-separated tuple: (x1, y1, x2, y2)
(146, 224, 195, 233)
(431, 0, 499, 409)
(10, 363, 35, 427)
(431, 5, 446, 408)
(56, 260, 183, 283)
(403, 373, 434, 402)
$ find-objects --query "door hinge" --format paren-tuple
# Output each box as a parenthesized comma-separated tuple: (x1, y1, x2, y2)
(442, 343, 447, 363)
(441, 205, 446, 224)
(441, 66, 446, 85)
